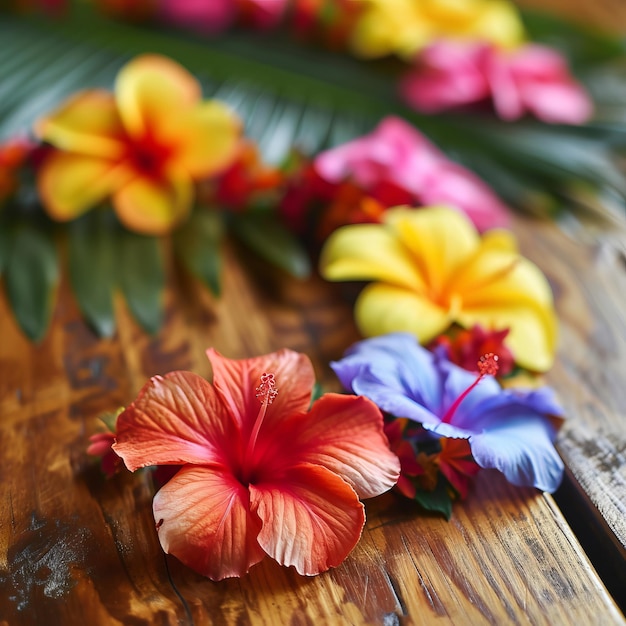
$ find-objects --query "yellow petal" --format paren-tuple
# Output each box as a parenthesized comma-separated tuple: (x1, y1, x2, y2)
(472, 1, 525, 49)
(356, 282, 452, 343)
(116, 54, 201, 138)
(163, 100, 242, 178)
(457, 257, 557, 371)
(113, 171, 192, 235)
(385, 206, 479, 296)
(38, 152, 131, 221)
(34, 90, 126, 159)
(319, 223, 427, 292)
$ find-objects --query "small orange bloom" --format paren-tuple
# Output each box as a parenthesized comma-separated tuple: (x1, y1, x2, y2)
(35, 54, 241, 234)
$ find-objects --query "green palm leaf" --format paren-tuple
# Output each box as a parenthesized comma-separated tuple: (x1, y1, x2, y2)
(1, 6, 625, 339)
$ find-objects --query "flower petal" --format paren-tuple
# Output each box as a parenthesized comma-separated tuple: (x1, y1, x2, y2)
(38, 152, 131, 221)
(153, 466, 265, 580)
(34, 90, 126, 159)
(320, 222, 427, 292)
(206, 348, 314, 434)
(332, 333, 444, 417)
(113, 171, 192, 235)
(356, 282, 452, 344)
(469, 415, 564, 492)
(385, 206, 480, 294)
(113, 371, 238, 471)
(116, 54, 201, 138)
(279, 393, 399, 499)
(164, 100, 242, 178)
(250, 463, 365, 575)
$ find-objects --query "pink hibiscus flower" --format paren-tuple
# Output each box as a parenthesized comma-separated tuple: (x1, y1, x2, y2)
(113, 348, 399, 580)
(314, 116, 510, 231)
(401, 41, 593, 125)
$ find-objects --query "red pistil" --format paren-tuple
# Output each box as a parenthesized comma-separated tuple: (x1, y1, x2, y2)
(245, 373, 278, 463)
(441, 353, 499, 424)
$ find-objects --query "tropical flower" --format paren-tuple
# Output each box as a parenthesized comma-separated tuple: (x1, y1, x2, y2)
(332, 333, 565, 492)
(401, 41, 593, 124)
(158, 0, 237, 33)
(319, 205, 557, 372)
(349, 0, 525, 59)
(314, 116, 511, 232)
(112, 348, 399, 580)
(431, 324, 515, 376)
(35, 54, 241, 234)
(0, 136, 35, 206)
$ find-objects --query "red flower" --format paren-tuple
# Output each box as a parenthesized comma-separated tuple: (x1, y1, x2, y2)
(437, 438, 480, 499)
(87, 431, 124, 478)
(113, 348, 399, 580)
(432, 324, 515, 376)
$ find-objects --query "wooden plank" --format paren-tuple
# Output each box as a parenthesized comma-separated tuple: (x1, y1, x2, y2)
(514, 218, 626, 604)
(1, 242, 624, 624)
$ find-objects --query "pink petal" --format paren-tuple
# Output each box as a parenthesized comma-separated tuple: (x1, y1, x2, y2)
(271, 393, 400, 499)
(113, 371, 238, 471)
(400, 42, 490, 113)
(153, 466, 265, 580)
(520, 81, 593, 125)
(420, 162, 511, 231)
(206, 348, 315, 434)
(250, 463, 365, 575)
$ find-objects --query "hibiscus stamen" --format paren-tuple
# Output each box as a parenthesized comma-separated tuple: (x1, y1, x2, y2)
(244, 373, 278, 467)
(441, 353, 499, 424)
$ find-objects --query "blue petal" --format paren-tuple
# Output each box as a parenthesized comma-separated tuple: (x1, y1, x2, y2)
(469, 414, 564, 492)
(332, 333, 444, 413)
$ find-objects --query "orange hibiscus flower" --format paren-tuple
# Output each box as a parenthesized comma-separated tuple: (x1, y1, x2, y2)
(113, 348, 399, 580)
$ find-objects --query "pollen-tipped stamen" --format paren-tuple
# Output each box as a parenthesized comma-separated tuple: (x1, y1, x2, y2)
(441, 353, 499, 424)
(244, 372, 278, 463)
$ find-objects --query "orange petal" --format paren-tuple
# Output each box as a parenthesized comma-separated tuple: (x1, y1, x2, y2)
(153, 466, 265, 580)
(37, 151, 131, 221)
(206, 348, 315, 434)
(116, 54, 201, 138)
(250, 463, 365, 575)
(113, 371, 239, 471)
(34, 90, 127, 159)
(112, 171, 192, 235)
(280, 393, 400, 499)
(161, 101, 242, 178)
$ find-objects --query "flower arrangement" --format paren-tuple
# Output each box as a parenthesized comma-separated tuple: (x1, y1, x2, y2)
(2, 0, 625, 580)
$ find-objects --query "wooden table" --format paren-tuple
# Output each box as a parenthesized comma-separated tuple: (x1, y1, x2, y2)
(1, 1, 626, 624)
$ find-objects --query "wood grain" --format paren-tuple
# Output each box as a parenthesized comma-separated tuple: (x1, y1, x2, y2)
(1, 240, 624, 624)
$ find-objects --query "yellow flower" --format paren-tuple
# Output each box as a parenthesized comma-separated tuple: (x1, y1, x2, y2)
(349, 0, 525, 59)
(35, 55, 241, 235)
(319, 206, 557, 372)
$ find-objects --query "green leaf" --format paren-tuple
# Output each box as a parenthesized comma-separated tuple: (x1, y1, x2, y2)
(117, 228, 165, 334)
(4, 220, 59, 341)
(173, 209, 223, 296)
(68, 208, 117, 337)
(229, 212, 311, 279)
(413, 476, 454, 520)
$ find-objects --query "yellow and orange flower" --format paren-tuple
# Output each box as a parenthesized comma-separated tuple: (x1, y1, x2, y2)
(349, 0, 525, 59)
(320, 206, 557, 372)
(35, 54, 242, 234)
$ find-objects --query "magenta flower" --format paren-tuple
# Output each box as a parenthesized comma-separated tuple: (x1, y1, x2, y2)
(314, 116, 510, 231)
(158, 0, 237, 34)
(402, 41, 593, 125)
(332, 333, 565, 493)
